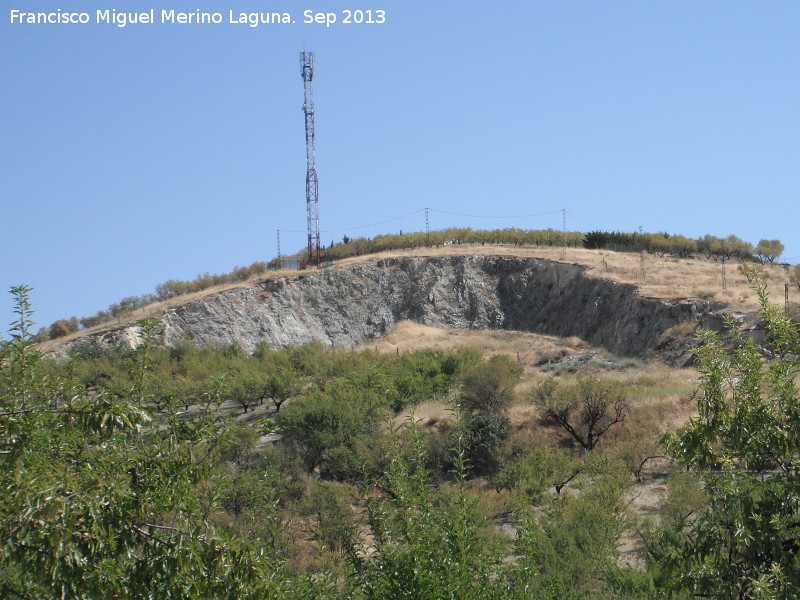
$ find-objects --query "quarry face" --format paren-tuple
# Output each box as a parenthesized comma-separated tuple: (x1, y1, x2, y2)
(56, 255, 728, 362)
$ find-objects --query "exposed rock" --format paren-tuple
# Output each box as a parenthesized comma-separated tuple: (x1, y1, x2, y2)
(53, 256, 733, 363)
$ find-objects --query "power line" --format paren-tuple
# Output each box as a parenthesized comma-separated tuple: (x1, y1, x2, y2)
(428, 208, 562, 220)
(565, 210, 594, 228)
(320, 209, 425, 233)
(277, 206, 594, 239)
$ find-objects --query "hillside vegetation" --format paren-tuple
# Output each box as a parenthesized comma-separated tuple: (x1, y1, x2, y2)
(4, 281, 800, 598)
(35, 227, 799, 347)
(37, 246, 798, 358)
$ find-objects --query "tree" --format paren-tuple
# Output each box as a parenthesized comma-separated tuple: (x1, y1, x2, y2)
(725, 234, 754, 261)
(226, 374, 264, 413)
(459, 355, 521, 475)
(646, 233, 668, 258)
(655, 284, 800, 598)
(459, 354, 521, 416)
(669, 234, 698, 259)
(347, 430, 504, 600)
(494, 446, 583, 502)
(264, 367, 302, 413)
(276, 378, 385, 475)
(48, 316, 80, 339)
(0, 287, 288, 599)
(790, 264, 800, 293)
(531, 376, 628, 451)
(755, 238, 784, 266)
(697, 234, 723, 260)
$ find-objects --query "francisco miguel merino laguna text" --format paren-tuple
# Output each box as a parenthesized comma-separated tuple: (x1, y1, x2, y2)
(11, 9, 301, 28)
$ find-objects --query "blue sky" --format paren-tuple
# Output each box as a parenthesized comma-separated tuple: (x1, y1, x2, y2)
(2, 1, 799, 334)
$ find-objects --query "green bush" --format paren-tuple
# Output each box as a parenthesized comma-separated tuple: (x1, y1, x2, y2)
(656, 284, 800, 598)
(276, 378, 386, 476)
(459, 354, 521, 416)
(0, 287, 289, 599)
(511, 468, 642, 598)
(463, 412, 510, 476)
(347, 431, 506, 600)
(494, 446, 582, 503)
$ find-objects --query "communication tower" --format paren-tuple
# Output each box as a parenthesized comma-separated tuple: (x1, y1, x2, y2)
(301, 51, 321, 267)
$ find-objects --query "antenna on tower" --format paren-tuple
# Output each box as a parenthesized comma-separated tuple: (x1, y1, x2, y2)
(301, 51, 321, 267)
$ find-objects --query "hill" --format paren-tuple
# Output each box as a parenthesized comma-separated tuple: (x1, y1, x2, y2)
(8, 247, 800, 597)
(35, 245, 783, 367)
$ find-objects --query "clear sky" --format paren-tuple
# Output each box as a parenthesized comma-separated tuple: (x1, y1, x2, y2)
(2, 1, 799, 334)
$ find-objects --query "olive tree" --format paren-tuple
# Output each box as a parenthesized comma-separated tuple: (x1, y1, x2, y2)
(754, 238, 784, 266)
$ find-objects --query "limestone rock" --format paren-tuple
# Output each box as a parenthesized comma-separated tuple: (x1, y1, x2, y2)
(54, 255, 732, 362)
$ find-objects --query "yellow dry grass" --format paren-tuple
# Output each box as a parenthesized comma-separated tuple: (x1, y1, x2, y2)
(365, 321, 586, 369)
(40, 243, 792, 352)
(335, 244, 792, 312)
(381, 321, 701, 437)
(35, 269, 300, 353)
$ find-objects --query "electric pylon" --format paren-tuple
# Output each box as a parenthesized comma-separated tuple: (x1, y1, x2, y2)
(301, 51, 321, 267)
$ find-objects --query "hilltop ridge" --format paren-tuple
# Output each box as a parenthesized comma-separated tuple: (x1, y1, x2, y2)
(42, 249, 756, 365)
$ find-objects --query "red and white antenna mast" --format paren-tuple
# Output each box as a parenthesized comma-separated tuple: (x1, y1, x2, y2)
(300, 51, 321, 267)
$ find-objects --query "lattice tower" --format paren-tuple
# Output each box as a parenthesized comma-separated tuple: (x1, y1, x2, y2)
(300, 51, 321, 267)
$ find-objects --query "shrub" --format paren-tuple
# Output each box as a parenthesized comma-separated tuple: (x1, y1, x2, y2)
(48, 317, 79, 339)
(657, 285, 800, 597)
(347, 431, 505, 600)
(459, 354, 521, 416)
(276, 379, 385, 475)
(531, 376, 629, 451)
(494, 446, 582, 503)
(462, 412, 510, 476)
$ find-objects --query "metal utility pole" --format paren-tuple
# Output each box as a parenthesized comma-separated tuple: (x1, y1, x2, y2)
(722, 259, 728, 293)
(639, 225, 645, 279)
(301, 51, 321, 267)
(786, 283, 790, 312)
(277, 229, 281, 259)
(425, 207, 430, 247)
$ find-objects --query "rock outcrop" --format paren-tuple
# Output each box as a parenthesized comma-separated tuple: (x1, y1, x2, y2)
(55, 256, 729, 361)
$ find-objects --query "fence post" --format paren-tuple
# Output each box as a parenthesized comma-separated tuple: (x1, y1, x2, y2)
(786, 282, 790, 312)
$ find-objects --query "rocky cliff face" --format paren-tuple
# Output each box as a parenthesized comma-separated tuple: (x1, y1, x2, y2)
(56, 256, 729, 361)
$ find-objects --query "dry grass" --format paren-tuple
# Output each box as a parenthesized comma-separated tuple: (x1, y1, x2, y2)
(398, 399, 454, 430)
(35, 269, 301, 353)
(41, 243, 793, 353)
(364, 321, 582, 374)
(383, 322, 701, 442)
(336, 244, 791, 312)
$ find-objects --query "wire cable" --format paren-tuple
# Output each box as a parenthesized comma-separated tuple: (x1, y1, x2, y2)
(279, 206, 596, 237)
(565, 210, 594, 228)
(320, 209, 425, 233)
(428, 208, 562, 220)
